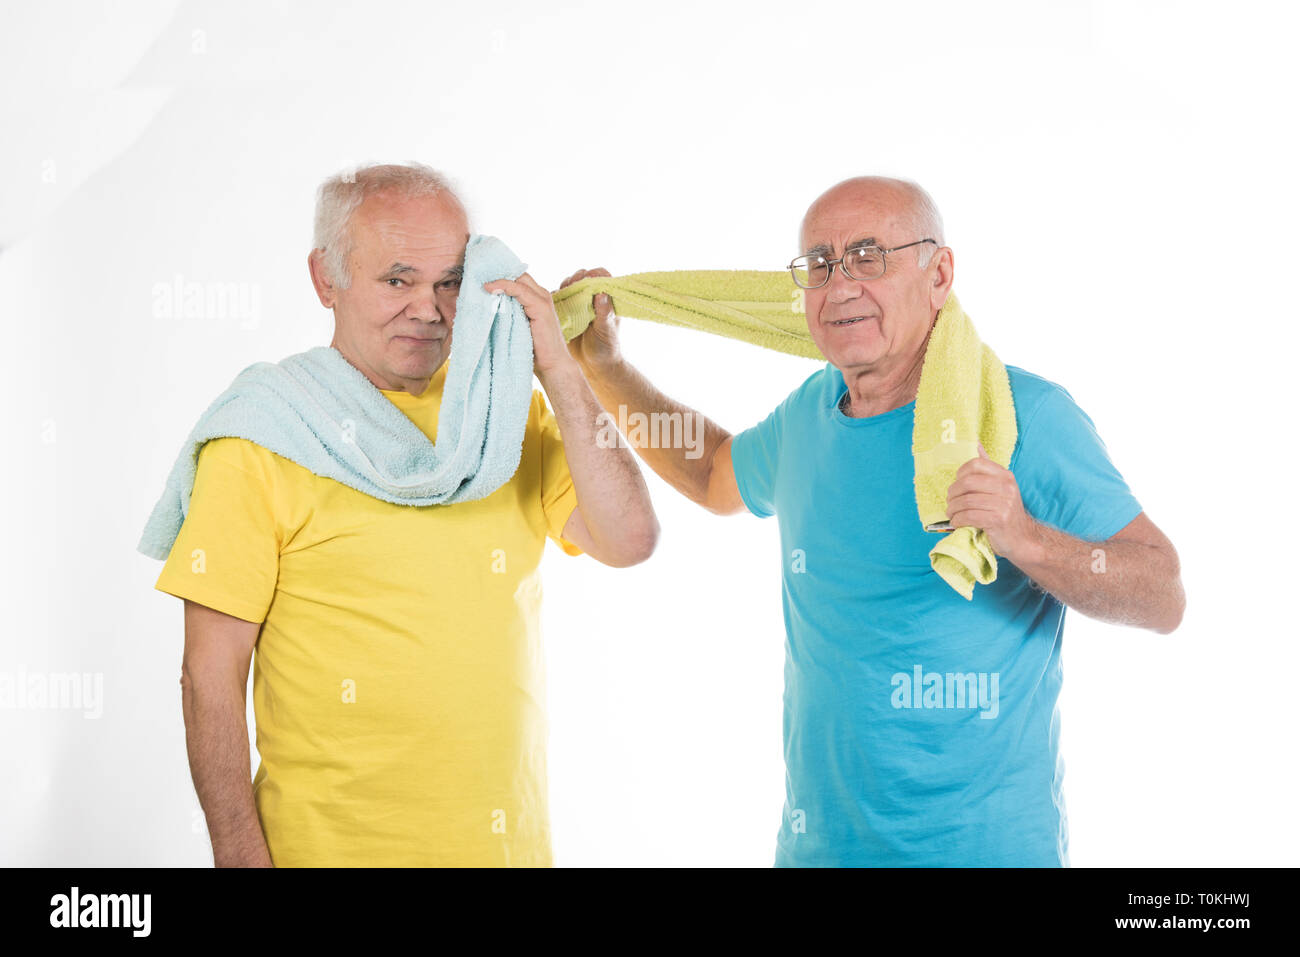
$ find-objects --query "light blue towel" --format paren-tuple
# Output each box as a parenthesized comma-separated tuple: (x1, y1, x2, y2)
(137, 234, 534, 561)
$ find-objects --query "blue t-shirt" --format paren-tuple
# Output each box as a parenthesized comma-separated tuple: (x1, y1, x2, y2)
(731, 362, 1143, 867)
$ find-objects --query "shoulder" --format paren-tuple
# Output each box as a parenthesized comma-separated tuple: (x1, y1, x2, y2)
(1005, 364, 1117, 471)
(737, 363, 832, 440)
(197, 436, 287, 484)
(1005, 364, 1094, 437)
(803, 361, 838, 399)
(1006, 364, 1072, 412)
(776, 361, 838, 416)
(199, 435, 273, 467)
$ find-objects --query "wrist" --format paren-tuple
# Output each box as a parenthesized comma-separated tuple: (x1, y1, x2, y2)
(575, 351, 626, 385)
(1003, 516, 1046, 568)
(536, 355, 584, 391)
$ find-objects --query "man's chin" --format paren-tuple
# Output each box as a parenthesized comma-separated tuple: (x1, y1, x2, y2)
(390, 340, 447, 365)
(413, 355, 447, 378)
(821, 342, 885, 371)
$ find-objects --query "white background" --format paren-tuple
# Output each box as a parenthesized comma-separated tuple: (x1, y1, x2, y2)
(1, 0, 1296, 867)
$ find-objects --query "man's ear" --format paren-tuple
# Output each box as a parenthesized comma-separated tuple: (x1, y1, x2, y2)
(929, 245, 955, 312)
(308, 249, 337, 308)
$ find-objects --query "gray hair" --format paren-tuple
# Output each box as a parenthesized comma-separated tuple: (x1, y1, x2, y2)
(312, 162, 462, 289)
(900, 179, 945, 268)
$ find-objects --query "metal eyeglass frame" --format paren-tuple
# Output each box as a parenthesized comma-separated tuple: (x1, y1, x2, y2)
(789, 238, 938, 289)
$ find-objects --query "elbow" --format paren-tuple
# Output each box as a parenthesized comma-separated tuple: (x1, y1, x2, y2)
(704, 498, 748, 517)
(1152, 616, 1181, 636)
(1152, 596, 1186, 635)
(698, 479, 748, 517)
(598, 514, 660, 568)
(621, 514, 661, 566)
(1151, 566, 1187, 635)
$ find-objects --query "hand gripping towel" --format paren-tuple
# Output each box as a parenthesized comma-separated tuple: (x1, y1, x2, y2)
(137, 234, 534, 561)
(553, 270, 822, 360)
(553, 275, 1015, 598)
(909, 292, 1017, 600)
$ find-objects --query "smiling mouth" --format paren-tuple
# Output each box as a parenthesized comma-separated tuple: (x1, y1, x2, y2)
(829, 316, 873, 326)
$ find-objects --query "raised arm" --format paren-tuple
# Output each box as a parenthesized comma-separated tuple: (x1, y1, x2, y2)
(180, 599, 273, 867)
(483, 271, 660, 567)
(560, 268, 746, 517)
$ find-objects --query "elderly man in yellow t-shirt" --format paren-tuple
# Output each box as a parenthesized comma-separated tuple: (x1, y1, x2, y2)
(153, 163, 658, 867)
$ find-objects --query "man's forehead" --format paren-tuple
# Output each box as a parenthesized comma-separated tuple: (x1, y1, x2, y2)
(800, 188, 906, 252)
(366, 239, 466, 277)
(356, 192, 466, 238)
(354, 198, 467, 270)
(802, 233, 882, 256)
(801, 212, 908, 253)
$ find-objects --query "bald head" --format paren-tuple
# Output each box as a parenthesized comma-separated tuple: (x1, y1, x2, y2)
(795, 175, 954, 382)
(799, 176, 944, 266)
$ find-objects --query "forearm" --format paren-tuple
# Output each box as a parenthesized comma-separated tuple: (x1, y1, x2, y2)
(181, 678, 272, 867)
(537, 358, 658, 559)
(1005, 520, 1185, 633)
(575, 355, 732, 507)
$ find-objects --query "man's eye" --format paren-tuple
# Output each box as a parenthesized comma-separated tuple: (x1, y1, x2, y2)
(386, 277, 406, 287)
(439, 279, 462, 291)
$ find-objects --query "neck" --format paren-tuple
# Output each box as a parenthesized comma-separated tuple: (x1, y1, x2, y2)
(329, 334, 433, 396)
(838, 314, 936, 418)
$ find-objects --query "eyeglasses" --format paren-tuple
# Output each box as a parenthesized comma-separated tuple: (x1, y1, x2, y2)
(788, 239, 938, 289)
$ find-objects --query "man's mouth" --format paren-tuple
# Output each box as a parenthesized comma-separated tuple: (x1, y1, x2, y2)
(828, 316, 873, 327)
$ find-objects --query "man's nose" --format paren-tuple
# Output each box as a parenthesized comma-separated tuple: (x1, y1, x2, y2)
(825, 263, 864, 303)
(406, 285, 450, 324)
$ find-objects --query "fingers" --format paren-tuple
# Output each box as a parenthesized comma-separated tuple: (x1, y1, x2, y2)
(481, 277, 517, 295)
(558, 268, 617, 323)
(558, 267, 612, 290)
(947, 489, 1002, 513)
(583, 270, 615, 319)
(483, 277, 551, 326)
(493, 269, 618, 329)
(954, 455, 1002, 481)
(513, 272, 549, 298)
(484, 274, 543, 303)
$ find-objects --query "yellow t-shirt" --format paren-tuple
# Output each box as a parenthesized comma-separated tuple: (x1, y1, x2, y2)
(155, 359, 583, 866)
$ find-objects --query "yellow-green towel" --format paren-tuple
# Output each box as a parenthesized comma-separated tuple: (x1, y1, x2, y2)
(553, 271, 824, 360)
(552, 276, 1016, 599)
(910, 292, 1017, 599)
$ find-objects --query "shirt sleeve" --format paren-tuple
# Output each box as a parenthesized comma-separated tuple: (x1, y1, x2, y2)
(535, 390, 584, 557)
(1010, 383, 1144, 542)
(729, 399, 786, 519)
(153, 437, 282, 623)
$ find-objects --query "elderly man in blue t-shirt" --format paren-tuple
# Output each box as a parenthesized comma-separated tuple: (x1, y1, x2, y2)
(564, 175, 1185, 867)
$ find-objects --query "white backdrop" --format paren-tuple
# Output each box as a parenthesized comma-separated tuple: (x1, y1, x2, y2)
(2, 0, 1296, 867)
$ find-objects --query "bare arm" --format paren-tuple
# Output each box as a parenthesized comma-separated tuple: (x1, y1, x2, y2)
(560, 268, 746, 517)
(483, 271, 659, 567)
(1002, 512, 1186, 634)
(946, 447, 1186, 633)
(180, 598, 273, 867)
(537, 358, 660, 566)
